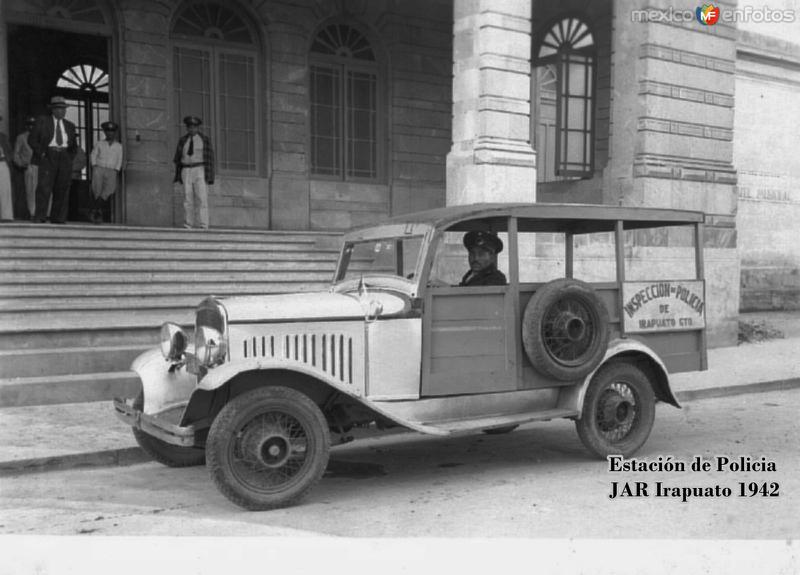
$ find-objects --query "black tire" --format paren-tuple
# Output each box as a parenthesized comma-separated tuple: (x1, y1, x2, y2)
(575, 362, 656, 458)
(482, 425, 519, 435)
(131, 392, 206, 467)
(206, 386, 330, 511)
(522, 278, 610, 381)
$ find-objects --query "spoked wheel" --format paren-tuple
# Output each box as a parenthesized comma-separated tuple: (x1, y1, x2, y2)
(576, 362, 656, 458)
(131, 392, 206, 467)
(522, 279, 609, 381)
(206, 386, 330, 511)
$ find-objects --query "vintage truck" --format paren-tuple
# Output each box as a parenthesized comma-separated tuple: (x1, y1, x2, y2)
(114, 203, 708, 510)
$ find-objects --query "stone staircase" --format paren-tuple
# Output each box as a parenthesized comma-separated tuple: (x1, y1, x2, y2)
(0, 223, 343, 407)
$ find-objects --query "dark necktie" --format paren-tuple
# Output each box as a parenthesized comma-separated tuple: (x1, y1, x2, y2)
(187, 136, 194, 157)
(56, 120, 63, 146)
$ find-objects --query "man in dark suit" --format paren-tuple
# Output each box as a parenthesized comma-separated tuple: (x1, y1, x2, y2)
(28, 96, 77, 223)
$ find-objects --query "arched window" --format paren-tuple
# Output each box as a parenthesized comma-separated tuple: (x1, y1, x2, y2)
(56, 63, 110, 179)
(534, 17, 595, 181)
(171, 1, 259, 173)
(309, 24, 381, 181)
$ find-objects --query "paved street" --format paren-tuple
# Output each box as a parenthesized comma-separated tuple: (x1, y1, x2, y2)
(1, 389, 798, 539)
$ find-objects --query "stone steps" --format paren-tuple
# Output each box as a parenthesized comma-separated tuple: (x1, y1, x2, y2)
(0, 223, 343, 407)
(0, 281, 323, 298)
(0, 372, 140, 407)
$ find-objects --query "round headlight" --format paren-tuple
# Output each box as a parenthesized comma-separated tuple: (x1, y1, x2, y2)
(195, 325, 227, 367)
(160, 322, 188, 361)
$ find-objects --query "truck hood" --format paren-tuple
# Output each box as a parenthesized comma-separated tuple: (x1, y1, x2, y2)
(219, 291, 407, 323)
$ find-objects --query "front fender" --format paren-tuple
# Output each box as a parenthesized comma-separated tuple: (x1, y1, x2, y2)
(194, 358, 450, 436)
(130, 347, 197, 414)
(196, 358, 366, 396)
(558, 338, 679, 417)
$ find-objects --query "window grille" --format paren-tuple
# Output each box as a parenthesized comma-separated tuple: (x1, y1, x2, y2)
(310, 24, 380, 181)
(171, 1, 258, 174)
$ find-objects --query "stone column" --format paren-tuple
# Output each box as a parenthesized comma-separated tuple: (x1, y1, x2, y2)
(446, 0, 537, 205)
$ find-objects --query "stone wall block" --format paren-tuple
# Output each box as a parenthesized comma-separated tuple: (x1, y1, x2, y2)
(480, 69, 530, 101)
(270, 176, 309, 230)
(126, 75, 167, 99)
(479, 27, 531, 61)
(125, 42, 168, 67)
(272, 151, 307, 173)
(127, 108, 168, 132)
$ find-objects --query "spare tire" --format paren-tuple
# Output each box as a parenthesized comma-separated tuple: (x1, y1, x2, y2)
(522, 278, 610, 381)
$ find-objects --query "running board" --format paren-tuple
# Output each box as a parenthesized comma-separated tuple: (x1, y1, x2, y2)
(416, 408, 580, 435)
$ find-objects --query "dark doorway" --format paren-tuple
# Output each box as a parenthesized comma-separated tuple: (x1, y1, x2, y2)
(8, 25, 112, 223)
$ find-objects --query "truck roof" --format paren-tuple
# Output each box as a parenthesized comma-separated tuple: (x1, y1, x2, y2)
(358, 202, 705, 235)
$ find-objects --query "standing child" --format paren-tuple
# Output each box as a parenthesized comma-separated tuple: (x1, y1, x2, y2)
(89, 121, 123, 224)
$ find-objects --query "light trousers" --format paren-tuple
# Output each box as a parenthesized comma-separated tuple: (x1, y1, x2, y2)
(0, 163, 12, 220)
(25, 164, 38, 217)
(182, 166, 208, 229)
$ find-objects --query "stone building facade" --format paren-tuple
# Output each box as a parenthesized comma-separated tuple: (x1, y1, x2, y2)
(1, 0, 798, 347)
(734, 24, 800, 312)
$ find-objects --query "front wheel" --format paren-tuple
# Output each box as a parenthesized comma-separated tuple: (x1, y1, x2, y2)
(575, 362, 655, 458)
(206, 386, 330, 511)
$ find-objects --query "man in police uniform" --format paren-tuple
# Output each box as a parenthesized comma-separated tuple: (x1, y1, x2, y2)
(459, 230, 507, 286)
(173, 116, 214, 229)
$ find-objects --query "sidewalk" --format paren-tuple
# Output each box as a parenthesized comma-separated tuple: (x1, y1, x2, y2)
(1, 311, 798, 476)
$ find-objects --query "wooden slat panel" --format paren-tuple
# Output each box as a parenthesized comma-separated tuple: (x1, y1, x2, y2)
(430, 355, 508, 373)
(430, 325, 506, 357)
(430, 293, 506, 321)
(660, 352, 703, 373)
(424, 371, 516, 395)
(633, 331, 701, 355)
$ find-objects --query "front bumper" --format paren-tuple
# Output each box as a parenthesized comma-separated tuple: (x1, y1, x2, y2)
(113, 397, 197, 447)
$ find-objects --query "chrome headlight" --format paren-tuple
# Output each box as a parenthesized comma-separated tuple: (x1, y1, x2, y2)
(160, 322, 188, 361)
(195, 297, 229, 367)
(195, 325, 227, 367)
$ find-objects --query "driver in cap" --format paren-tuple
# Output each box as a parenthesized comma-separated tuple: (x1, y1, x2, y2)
(459, 230, 507, 286)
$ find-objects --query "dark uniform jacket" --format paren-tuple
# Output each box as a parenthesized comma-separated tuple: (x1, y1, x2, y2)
(27, 115, 77, 165)
(459, 266, 507, 287)
(173, 132, 215, 185)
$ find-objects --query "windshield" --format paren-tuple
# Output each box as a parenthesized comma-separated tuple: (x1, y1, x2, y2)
(337, 236, 425, 282)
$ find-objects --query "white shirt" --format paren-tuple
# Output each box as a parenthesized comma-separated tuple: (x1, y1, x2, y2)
(181, 134, 203, 164)
(90, 139, 123, 171)
(47, 117, 68, 148)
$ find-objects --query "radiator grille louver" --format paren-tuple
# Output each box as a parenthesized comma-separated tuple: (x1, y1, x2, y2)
(241, 332, 354, 384)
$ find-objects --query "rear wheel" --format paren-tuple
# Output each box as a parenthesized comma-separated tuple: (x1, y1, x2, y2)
(131, 392, 206, 467)
(575, 362, 656, 458)
(206, 386, 330, 511)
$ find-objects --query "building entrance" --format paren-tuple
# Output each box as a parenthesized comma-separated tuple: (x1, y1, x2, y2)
(8, 25, 113, 223)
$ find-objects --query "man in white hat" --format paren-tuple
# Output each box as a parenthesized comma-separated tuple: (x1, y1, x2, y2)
(28, 95, 77, 223)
